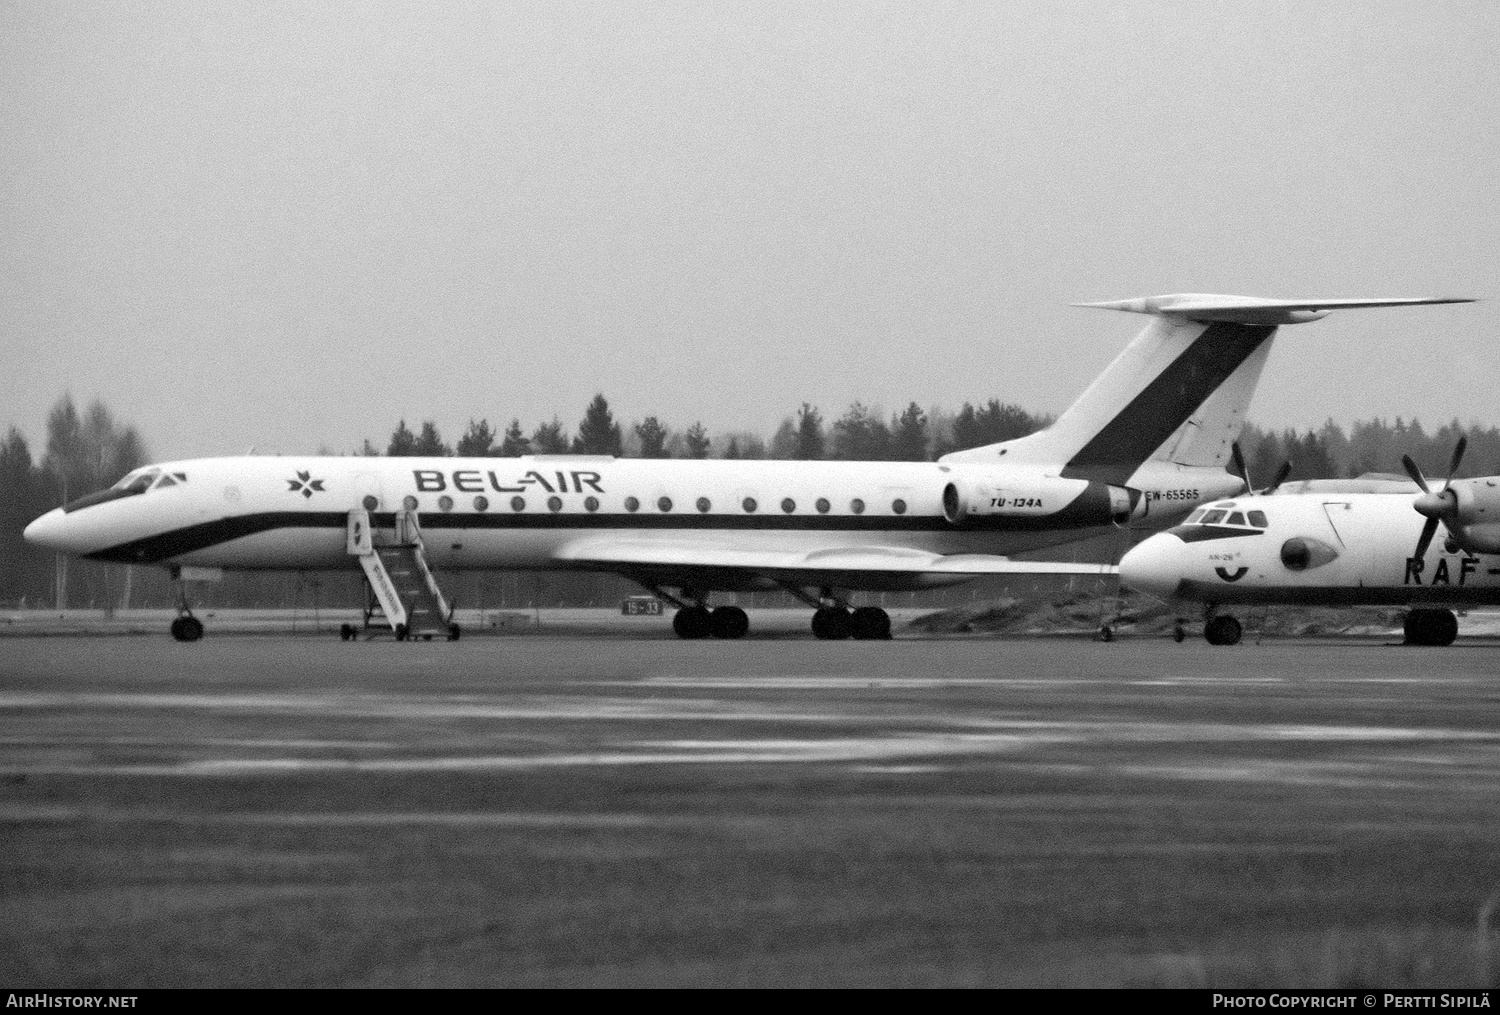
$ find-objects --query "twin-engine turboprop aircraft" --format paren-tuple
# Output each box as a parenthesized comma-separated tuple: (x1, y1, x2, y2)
(24, 294, 1470, 642)
(1120, 439, 1500, 646)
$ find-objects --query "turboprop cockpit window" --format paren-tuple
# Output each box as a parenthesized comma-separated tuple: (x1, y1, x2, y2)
(61, 469, 159, 513)
(1247, 510, 1268, 528)
(1226, 512, 1246, 526)
(1186, 509, 1207, 523)
(1200, 510, 1228, 525)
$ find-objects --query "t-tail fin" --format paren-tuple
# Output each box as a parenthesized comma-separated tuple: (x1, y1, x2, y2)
(939, 294, 1474, 486)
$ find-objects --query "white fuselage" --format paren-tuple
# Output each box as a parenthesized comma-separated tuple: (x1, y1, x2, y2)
(26, 454, 1239, 584)
(1120, 490, 1500, 607)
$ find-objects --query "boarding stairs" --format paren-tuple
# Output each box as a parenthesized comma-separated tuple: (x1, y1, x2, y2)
(347, 507, 454, 640)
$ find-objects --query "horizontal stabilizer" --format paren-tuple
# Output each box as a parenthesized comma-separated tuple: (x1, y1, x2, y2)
(1073, 294, 1475, 326)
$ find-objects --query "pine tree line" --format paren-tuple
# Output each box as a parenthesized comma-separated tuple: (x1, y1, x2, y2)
(376, 394, 1054, 462)
(1238, 418, 1500, 486)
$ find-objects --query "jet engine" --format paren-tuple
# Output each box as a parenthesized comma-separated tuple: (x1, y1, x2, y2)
(940, 469, 1143, 526)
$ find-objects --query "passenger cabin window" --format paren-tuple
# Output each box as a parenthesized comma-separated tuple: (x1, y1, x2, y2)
(1247, 510, 1268, 528)
(1226, 512, 1246, 526)
(1200, 510, 1228, 524)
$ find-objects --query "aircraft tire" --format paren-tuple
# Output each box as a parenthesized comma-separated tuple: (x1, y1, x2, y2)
(1435, 610, 1458, 646)
(175, 616, 203, 642)
(812, 607, 853, 640)
(394, 623, 408, 642)
(448, 623, 461, 642)
(709, 606, 749, 640)
(1098, 624, 1114, 642)
(850, 607, 891, 640)
(339, 623, 356, 641)
(1204, 615, 1240, 646)
(673, 606, 712, 640)
(1173, 624, 1187, 643)
(1405, 609, 1458, 647)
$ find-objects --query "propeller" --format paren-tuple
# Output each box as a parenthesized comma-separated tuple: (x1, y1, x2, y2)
(1265, 460, 1292, 494)
(1229, 442, 1293, 496)
(1400, 436, 1467, 560)
(1230, 443, 1250, 495)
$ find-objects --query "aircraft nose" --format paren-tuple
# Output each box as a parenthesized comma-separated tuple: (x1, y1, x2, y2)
(23, 508, 72, 553)
(1120, 532, 1185, 602)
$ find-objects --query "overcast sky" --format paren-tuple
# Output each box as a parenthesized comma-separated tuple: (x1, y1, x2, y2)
(3, 1, 1496, 462)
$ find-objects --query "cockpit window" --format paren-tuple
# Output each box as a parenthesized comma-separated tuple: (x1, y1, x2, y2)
(1247, 510, 1268, 528)
(1200, 509, 1228, 525)
(61, 468, 160, 513)
(1186, 509, 1207, 524)
(1226, 512, 1246, 526)
(120, 470, 159, 494)
(154, 474, 177, 489)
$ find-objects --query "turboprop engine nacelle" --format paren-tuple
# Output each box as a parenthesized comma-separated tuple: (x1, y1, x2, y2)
(1442, 479, 1500, 554)
(939, 469, 1143, 526)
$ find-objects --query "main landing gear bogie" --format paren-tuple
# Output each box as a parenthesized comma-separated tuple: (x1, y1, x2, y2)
(669, 603, 891, 641)
(672, 605, 750, 640)
(812, 606, 892, 641)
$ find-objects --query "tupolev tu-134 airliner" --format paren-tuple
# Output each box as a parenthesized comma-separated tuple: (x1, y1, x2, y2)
(24, 294, 1470, 642)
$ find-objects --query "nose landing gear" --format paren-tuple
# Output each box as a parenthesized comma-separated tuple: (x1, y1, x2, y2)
(167, 568, 205, 642)
(1203, 614, 1242, 645)
(169, 615, 204, 642)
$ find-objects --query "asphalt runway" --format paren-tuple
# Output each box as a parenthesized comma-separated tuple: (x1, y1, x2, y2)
(3, 634, 1499, 987)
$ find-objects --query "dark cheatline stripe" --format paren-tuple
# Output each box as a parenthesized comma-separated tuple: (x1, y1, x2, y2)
(84, 494, 1122, 564)
(85, 512, 349, 563)
(1060, 321, 1276, 486)
(1165, 524, 1265, 544)
(1178, 580, 1500, 607)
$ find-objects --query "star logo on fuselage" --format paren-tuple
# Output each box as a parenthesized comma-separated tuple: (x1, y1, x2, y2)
(287, 471, 326, 499)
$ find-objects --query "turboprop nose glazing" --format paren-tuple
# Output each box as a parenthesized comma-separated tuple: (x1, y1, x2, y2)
(1119, 532, 1186, 602)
